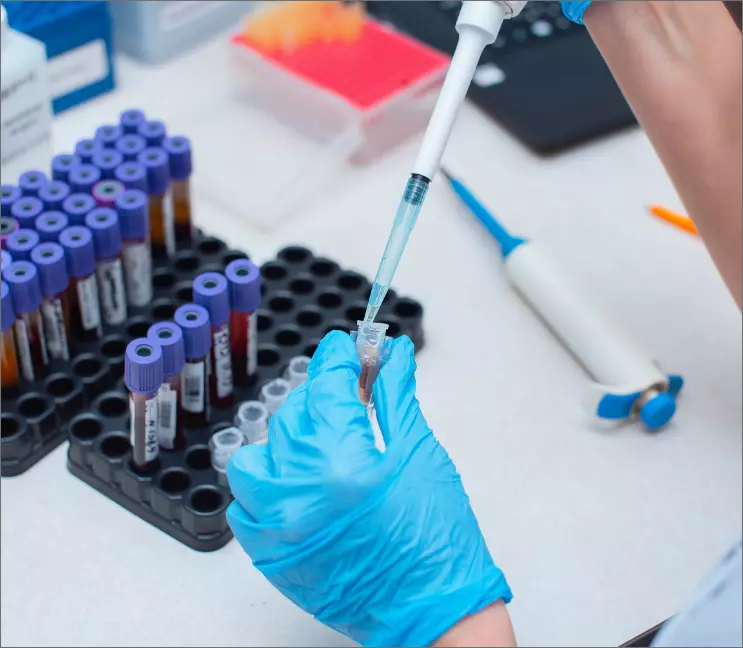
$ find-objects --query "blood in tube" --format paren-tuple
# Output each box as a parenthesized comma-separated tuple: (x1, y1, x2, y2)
(10, 196, 44, 229)
(6, 229, 40, 261)
(62, 193, 96, 227)
(162, 136, 193, 243)
(137, 148, 175, 258)
(68, 164, 102, 194)
(31, 243, 71, 361)
(193, 272, 234, 408)
(59, 226, 102, 342)
(225, 259, 261, 384)
(1, 281, 20, 391)
(120, 109, 147, 135)
(18, 170, 48, 197)
(2, 261, 48, 382)
(35, 212, 69, 243)
(1, 184, 22, 217)
(75, 138, 104, 164)
(95, 124, 123, 149)
(85, 208, 128, 326)
(137, 120, 166, 147)
(91, 149, 124, 180)
(125, 338, 163, 474)
(51, 153, 81, 183)
(148, 322, 186, 450)
(115, 134, 147, 162)
(92, 180, 125, 209)
(115, 189, 152, 307)
(37, 181, 71, 211)
(174, 304, 211, 428)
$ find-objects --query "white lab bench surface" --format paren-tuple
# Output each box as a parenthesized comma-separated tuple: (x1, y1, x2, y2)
(2, 30, 741, 648)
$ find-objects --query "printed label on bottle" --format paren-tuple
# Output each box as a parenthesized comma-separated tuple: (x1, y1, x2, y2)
(96, 258, 127, 325)
(181, 361, 206, 413)
(159, 1, 230, 32)
(213, 326, 233, 399)
(247, 314, 257, 376)
(76, 275, 101, 332)
(41, 297, 69, 361)
(163, 188, 176, 257)
(47, 39, 109, 100)
(131, 397, 159, 462)
(14, 318, 34, 382)
(122, 242, 153, 307)
(157, 383, 178, 449)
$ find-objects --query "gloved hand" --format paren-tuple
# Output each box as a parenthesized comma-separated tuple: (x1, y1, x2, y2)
(560, 1, 593, 24)
(226, 332, 511, 647)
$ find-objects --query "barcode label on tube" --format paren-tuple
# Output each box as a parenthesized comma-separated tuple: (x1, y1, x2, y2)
(14, 319, 34, 382)
(181, 361, 205, 413)
(213, 326, 233, 399)
(247, 314, 257, 376)
(163, 188, 176, 257)
(77, 275, 101, 332)
(96, 258, 127, 325)
(41, 297, 69, 360)
(122, 242, 153, 306)
(157, 383, 177, 448)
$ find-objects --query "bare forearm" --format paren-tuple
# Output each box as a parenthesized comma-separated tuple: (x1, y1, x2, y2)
(433, 601, 517, 647)
(585, 1, 743, 308)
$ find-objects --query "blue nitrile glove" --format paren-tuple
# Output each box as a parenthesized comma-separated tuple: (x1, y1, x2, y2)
(561, 1, 593, 25)
(226, 331, 511, 647)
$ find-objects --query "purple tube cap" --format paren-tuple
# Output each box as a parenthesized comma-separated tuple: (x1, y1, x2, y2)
(59, 226, 96, 277)
(115, 134, 147, 161)
(1, 217, 18, 244)
(85, 208, 122, 259)
(35, 211, 69, 242)
(1, 185, 22, 217)
(226, 259, 261, 313)
(10, 196, 44, 228)
(1, 250, 12, 273)
(2, 261, 42, 314)
(113, 162, 148, 192)
(125, 338, 164, 394)
(92, 180, 125, 206)
(162, 136, 192, 180)
(69, 164, 102, 192)
(137, 120, 167, 147)
(51, 153, 81, 182)
(115, 189, 149, 240)
(174, 304, 212, 359)
(193, 272, 230, 326)
(92, 149, 124, 177)
(148, 322, 185, 377)
(62, 193, 96, 225)
(137, 148, 170, 195)
(7, 229, 40, 261)
(1, 280, 14, 332)
(31, 242, 68, 296)
(75, 138, 103, 162)
(38, 181, 71, 210)
(18, 170, 48, 196)
(95, 124, 124, 147)
(120, 109, 147, 134)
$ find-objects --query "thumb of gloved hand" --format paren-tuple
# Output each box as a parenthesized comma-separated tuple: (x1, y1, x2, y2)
(226, 332, 511, 647)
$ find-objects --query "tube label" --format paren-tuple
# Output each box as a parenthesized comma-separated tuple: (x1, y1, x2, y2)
(181, 361, 206, 413)
(14, 318, 35, 382)
(247, 314, 257, 376)
(96, 257, 127, 325)
(122, 241, 153, 307)
(41, 297, 69, 361)
(163, 188, 176, 257)
(131, 396, 159, 463)
(157, 383, 178, 449)
(76, 274, 101, 332)
(213, 325, 233, 399)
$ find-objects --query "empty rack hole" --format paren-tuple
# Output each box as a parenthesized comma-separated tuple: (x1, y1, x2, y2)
(345, 305, 366, 322)
(257, 347, 280, 367)
(174, 252, 200, 273)
(175, 281, 193, 303)
(289, 277, 315, 295)
(17, 395, 49, 418)
(304, 342, 319, 358)
(101, 336, 127, 358)
(386, 320, 401, 337)
(159, 469, 191, 494)
(189, 487, 224, 513)
(278, 246, 311, 264)
(74, 356, 103, 378)
(97, 394, 128, 418)
(275, 327, 302, 347)
(296, 309, 322, 328)
(127, 318, 153, 339)
(337, 272, 365, 291)
(325, 320, 351, 335)
(317, 291, 342, 309)
(70, 416, 102, 441)
(309, 258, 338, 277)
(153, 270, 177, 289)
(185, 446, 211, 470)
(1, 415, 21, 439)
(256, 313, 273, 332)
(197, 238, 225, 255)
(394, 299, 422, 319)
(268, 295, 294, 312)
(46, 375, 75, 398)
(151, 300, 177, 321)
(222, 250, 248, 267)
(100, 434, 130, 458)
(262, 262, 287, 281)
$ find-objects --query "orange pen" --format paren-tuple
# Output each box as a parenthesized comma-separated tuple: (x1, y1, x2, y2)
(649, 205, 699, 237)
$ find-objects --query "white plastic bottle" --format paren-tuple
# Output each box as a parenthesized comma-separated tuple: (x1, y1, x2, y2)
(0, 4, 53, 183)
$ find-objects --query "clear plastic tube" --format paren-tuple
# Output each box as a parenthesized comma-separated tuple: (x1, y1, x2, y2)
(285, 355, 310, 389)
(209, 426, 244, 485)
(353, 320, 390, 406)
(260, 378, 291, 416)
(235, 400, 269, 444)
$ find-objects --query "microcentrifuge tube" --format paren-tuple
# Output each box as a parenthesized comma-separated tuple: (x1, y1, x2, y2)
(62, 193, 96, 227)
(285, 355, 311, 389)
(119, 109, 147, 135)
(85, 208, 128, 326)
(75, 138, 104, 165)
(1, 281, 20, 391)
(115, 134, 147, 163)
(260, 378, 291, 416)
(31, 243, 71, 362)
(137, 148, 175, 258)
(92, 180, 125, 209)
(10, 196, 44, 229)
(18, 170, 48, 198)
(193, 272, 234, 408)
(148, 322, 186, 451)
(162, 136, 193, 244)
(174, 304, 212, 428)
(137, 120, 167, 147)
(209, 426, 244, 485)
(234, 400, 269, 444)
(68, 164, 102, 195)
(35, 212, 69, 243)
(115, 189, 152, 307)
(2, 261, 48, 382)
(225, 259, 261, 384)
(354, 320, 390, 406)
(125, 337, 163, 474)
(37, 181, 71, 212)
(50, 154, 81, 184)
(1, 184, 22, 217)
(59, 226, 103, 342)
(6, 229, 40, 261)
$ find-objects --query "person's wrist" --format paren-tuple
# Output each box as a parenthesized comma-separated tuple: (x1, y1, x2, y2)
(433, 601, 516, 647)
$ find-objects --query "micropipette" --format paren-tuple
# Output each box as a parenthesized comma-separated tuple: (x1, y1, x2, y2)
(363, 0, 526, 326)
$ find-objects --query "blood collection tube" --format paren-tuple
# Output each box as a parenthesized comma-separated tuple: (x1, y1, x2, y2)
(31, 243, 71, 361)
(35, 212, 69, 242)
(1, 250, 12, 273)
(11, 196, 44, 229)
(91, 149, 124, 180)
(260, 378, 291, 416)
(114, 161, 148, 192)
(7, 229, 40, 261)
(209, 427, 244, 486)
(174, 304, 211, 428)
(125, 337, 163, 474)
(137, 148, 174, 258)
(234, 400, 269, 444)
(120, 109, 147, 135)
(115, 189, 152, 307)
(225, 259, 261, 383)
(62, 193, 96, 226)
(92, 180, 125, 209)
(1, 218, 18, 250)
(162, 136, 193, 243)
(38, 181, 71, 211)
(1, 184, 22, 217)
(2, 261, 48, 382)
(1, 281, 19, 391)
(85, 208, 127, 326)
(51, 153, 81, 183)
(148, 322, 185, 450)
(115, 134, 147, 162)
(137, 120, 167, 147)
(59, 226, 102, 342)
(18, 170, 48, 197)
(69, 164, 102, 194)
(75, 138, 103, 164)
(193, 272, 234, 408)
(95, 124, 123, 149)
